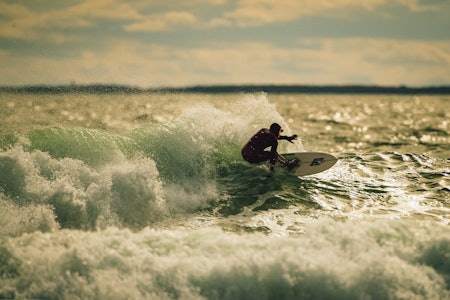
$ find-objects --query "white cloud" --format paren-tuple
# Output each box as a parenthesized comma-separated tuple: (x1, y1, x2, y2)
(0, 0, 448, 86)
(395, 0, 446, 12)
(125, 11, 198, 32)
(214, 0, 445, 27)
(0, 2, 38, 39)
(2, 0, 447, 40)
(213, 0, 380, 27)
(1, 38, 448, 86)
(0, 0, 223, 39)
(0, 0, 153, 41)
(302, 38, 450, 85)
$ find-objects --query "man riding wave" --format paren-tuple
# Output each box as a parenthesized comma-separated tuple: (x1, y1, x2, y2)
(241, 123, 299, 171)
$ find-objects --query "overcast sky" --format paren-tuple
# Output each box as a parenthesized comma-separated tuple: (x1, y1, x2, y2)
(1, 0, 449, 87)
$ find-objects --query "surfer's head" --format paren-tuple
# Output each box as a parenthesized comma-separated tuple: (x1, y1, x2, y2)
(270, 123, 283, 136)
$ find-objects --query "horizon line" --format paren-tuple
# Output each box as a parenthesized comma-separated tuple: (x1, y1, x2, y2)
(1, 83, 450, 95)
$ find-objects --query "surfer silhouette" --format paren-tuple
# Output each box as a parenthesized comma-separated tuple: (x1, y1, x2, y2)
(241, 123, 299, 171)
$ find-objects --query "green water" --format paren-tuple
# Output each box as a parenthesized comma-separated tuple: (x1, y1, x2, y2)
(0, 92, 449, 299)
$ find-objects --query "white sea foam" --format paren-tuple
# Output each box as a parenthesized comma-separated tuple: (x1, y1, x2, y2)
(1, 220, 449, 299)
(0, 93, 449, 299)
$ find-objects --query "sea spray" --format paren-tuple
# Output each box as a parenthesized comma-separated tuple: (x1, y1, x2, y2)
(1, 92, 449, 299)
(0, 145, 166, 231)
(28, 127, 125, 167)
(1, 220, 449, 299)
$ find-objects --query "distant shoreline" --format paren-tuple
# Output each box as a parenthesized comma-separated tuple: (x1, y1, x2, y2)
(1, 84, 450, 95)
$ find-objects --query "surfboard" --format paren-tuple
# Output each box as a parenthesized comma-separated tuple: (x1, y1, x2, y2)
(281, 152, 338, 176)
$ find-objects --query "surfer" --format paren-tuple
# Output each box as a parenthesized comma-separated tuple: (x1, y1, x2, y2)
(241, 123, 299, 171)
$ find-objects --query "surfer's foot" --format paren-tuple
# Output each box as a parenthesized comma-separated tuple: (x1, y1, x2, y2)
(286, 158, 300, 170)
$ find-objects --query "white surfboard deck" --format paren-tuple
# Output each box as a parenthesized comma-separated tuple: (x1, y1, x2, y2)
(281, 152, 338, 176)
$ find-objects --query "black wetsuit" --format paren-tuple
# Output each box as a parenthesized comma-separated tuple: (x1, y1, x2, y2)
(241, 128, 279, 165)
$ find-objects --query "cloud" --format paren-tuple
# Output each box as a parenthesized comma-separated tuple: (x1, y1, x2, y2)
(218, 0, 363, 26)
(0, 2, 38, 39)
(396, 0, 447, 12)
(0, 0, 222, 40)
(304, 38, 450, 85)
(0, 0, 448, 86)
(0, 0, 142, 41)
(214, 0, 445, 27)
(125, 11, 198, 32)
(1, 38, 448, 86)
(1, 0, 448, 41)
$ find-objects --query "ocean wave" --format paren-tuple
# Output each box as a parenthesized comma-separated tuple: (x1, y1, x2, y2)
(0, 137, 448, 236)
(1, 220, 449, 299)
(1, 94, 448, 237)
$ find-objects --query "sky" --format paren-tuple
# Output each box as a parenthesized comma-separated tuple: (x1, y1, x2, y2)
(0, 0, 449, 87)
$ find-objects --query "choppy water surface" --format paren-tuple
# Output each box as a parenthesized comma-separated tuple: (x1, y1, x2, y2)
(0, 92, 449, 299)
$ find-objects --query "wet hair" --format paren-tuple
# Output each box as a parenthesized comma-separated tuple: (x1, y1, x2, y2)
(269, 123, 282, 134)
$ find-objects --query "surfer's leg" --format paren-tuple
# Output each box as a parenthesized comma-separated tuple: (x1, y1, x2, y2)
(277, 154, 286, 164)
(278, 154, 299, 170)
(286, 158, 300, 170)
(256, 151, 273, 163)
(243, 150, 272, 164)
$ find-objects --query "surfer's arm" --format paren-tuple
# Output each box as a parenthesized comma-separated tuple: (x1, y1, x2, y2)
(279, 134, 298, 143)
(269, 141, 278, 166)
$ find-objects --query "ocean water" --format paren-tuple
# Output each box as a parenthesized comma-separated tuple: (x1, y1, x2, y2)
(0, 92, 449, 299)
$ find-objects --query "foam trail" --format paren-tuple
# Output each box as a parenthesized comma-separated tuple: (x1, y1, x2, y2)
(0, 94, 304, 233)
(0, 145, 166, 232)
(1, 220, 448, 299)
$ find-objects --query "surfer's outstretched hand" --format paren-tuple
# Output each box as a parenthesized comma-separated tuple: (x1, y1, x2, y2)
(287, 134, 298, 143)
